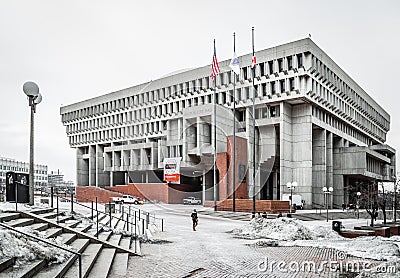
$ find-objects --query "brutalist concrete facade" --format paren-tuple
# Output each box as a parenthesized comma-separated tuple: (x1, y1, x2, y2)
(60, 38, 396, 208)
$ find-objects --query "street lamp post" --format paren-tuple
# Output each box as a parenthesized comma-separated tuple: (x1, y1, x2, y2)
(323, 186, 333, 222)
(356, 191, 361, 219)
(286, 182, 298, 214)
(23, 81, 42, 206)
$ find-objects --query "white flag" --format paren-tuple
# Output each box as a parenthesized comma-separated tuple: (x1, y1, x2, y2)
(229, 52, 240, 75)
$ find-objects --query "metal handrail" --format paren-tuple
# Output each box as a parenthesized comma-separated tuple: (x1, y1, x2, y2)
(49, 192, 137, 228)
(0, 221, 82, 278)
(114, 204, 165, 231)
(41, 190, 142, 236)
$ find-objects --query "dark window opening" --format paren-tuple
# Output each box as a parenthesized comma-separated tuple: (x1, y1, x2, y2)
(297, 54, 303, 68)
(268, 61, 274, 74)
(278, 59, 283, 72)
(287, 56, 293, 70)
(289, 78, 295, 91)
(243, 67, 248, 80)
(259, 63, 265, 76)
(280, 80, 285, 93)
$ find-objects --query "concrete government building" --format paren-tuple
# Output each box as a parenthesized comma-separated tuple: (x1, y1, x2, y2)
(61, 38, 396, 208)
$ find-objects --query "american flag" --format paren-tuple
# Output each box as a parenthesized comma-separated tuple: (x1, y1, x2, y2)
(251, 55, 257, 68)
(210, 43, 220, 81)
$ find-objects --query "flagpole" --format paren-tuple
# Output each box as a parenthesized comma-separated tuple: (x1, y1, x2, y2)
(232, 32, 236, 212)
(251, 27, 256, 217)
(213, 39, 218, 212)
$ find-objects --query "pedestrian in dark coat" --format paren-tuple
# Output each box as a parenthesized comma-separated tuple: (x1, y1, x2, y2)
(191, 209, 198, 231)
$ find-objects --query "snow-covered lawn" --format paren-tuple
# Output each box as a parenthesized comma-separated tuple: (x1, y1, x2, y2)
(232, 217, 400, 262)
(0, 227, 72, 266)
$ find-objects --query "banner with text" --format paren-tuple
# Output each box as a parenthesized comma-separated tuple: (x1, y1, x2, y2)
(163, 157, 182, 184)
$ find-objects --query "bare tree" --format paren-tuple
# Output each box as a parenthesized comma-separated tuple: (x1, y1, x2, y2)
(360, 180, 378, 227)
(378, 182, 390, 224)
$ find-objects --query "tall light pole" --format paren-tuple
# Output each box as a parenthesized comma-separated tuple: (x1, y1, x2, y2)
(286, 181, 297, 213)
(23, 81, 42, 206)
(323, 186, 333, 222)
(356, 191, 361, 219)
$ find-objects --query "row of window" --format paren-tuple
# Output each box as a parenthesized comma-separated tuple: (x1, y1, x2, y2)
(66, 76, 299, 135)
(0, 172, 48, 180)
(311, 55, 389, 131)
(0, 166, 47, 174)
(62, 53, 306, 123)
(312, 106, 374, 146)
(366, 156, 384, 176)
(311, 78, 385, 142)
(68, 104, 281, 146)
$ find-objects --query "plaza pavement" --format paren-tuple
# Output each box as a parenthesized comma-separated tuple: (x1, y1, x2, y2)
(127, 204, 378, 277)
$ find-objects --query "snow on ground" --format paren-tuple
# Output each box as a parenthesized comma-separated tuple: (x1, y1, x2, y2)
(233, 217, 400, 262)
(232, 216, 341, 241)
(0, 227, 72, 266)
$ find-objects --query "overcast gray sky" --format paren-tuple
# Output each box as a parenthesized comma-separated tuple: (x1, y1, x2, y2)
(0, 0, 399, 181)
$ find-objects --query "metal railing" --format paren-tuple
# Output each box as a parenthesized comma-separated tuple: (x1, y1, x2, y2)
(38, 189, 165, 248)
(0, 221, 82, 278)
(114, 203, 165, 232)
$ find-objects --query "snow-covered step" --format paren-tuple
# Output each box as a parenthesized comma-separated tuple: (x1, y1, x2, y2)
(25, 222, 49, 231)
(56, 214, 74, 223)
(5, 218, 34, 227)
(30, 208, 55, 215)
(99, 215, 111, 227)
(77, 223, 93, 233)
(108, 237, 131, 278)
(45, 227, 63, 238)
(108, 238, 130, 277)
(63, 243, 103, 278)
(0, 257, 15, 272)
(0, 259, 46, 278)
(87, 248, 116, 278)
(114, 217, 126, 230)
(0, 212, 20, 222)
(63, 219, 81, 228)
(59, 233, 77, 245)
(98, 231, 112, 242)
(39, 212, 59, 219)
(33, 238, 90, 278)
(112, 214, 122, 229)
(107, 234, 122, 246)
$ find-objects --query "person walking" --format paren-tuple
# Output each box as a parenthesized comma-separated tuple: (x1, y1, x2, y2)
(191, 209, 198, 231)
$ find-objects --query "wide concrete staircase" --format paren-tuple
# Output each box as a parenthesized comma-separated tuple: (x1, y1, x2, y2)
(0, 207, 139, 277)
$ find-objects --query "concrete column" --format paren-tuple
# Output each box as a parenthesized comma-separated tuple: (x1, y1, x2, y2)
(196, 116, 201, 152)
(110, 172, 114, 187)
(333, 137, 345, 207)
(96, 145, 109, 187)
(182, 119, 188, 162)
(273, 171, 278, 199)
(280, 103, 313, 208)
(312, 128, 326, 207)
(88, 145, 96, 186)
(76, 147, 89, 186)
(326, 132, 334, 206)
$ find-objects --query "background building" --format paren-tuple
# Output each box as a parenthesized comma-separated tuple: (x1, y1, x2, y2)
(48, 170, 75, 193)
(0, 157, 48, 189)
(61, 38, 396, 208)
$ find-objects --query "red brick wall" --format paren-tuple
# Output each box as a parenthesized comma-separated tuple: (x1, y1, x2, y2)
(204, 199, 290, 213)
(76, 186, 123, 204)
(106, 183, 169, 203)
(168, 184, 202, 204)
(216, 152, 228, 201)
(227, 136, 248, 200)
